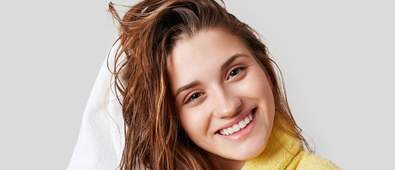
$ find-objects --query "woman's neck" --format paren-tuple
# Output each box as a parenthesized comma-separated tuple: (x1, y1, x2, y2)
(207, 152, 245, 170)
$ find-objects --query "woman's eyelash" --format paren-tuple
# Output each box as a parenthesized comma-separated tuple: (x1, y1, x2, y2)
(226, 66, 246, 80)
(185, 92, 203, 104)
(184, 66, 246, 104)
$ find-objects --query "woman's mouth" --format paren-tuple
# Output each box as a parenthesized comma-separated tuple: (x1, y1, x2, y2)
(216, 107, 257, 140)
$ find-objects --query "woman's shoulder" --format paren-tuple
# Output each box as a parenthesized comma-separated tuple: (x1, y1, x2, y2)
(295, 151, 341, 170)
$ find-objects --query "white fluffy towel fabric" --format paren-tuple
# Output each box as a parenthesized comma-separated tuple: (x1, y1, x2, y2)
(67, 42, 125, 170)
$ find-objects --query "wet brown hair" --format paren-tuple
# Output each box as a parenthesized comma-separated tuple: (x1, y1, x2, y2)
(108, 0, 312, 169)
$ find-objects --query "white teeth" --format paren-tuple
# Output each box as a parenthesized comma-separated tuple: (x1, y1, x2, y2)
(240, 120, 246, 127)
(225, 129, 230, 135)
(233, 124, 240, 132)
(219, 112, 253, 136)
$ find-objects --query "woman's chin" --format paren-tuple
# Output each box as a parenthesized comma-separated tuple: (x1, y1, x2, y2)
(216, 138, 269, 161)
(234, 144, 267, 160)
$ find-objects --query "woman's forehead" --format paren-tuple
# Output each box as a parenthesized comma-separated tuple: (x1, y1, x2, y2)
(167, 28, 250, 68)
(166, 28, 253, 91)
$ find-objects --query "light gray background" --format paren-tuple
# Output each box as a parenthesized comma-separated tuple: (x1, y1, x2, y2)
(1, 0, 394, 169)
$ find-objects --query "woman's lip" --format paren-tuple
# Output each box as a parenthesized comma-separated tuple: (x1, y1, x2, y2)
(217, 110, 256, 140)
(215, 107, 257, 133)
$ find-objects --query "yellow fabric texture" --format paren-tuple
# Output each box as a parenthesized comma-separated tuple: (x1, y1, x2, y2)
(241, 119, 340, 170)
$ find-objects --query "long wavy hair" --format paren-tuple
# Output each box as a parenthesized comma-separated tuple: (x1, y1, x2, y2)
(107, 0, 312, 169)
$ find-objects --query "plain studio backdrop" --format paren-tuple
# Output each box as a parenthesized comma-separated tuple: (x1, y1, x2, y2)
(0, 0, 394, 169)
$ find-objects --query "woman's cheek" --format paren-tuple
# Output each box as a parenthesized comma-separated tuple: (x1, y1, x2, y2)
(180, 108, 210, 140)
(245, 67, 272, 97)
(235, 69, 264, 97)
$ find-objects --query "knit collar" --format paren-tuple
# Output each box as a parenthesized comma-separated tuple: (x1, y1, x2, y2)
(241, 118, 302, 170)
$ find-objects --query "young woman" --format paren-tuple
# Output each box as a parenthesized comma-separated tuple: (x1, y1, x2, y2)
(108, 0, 340, 169)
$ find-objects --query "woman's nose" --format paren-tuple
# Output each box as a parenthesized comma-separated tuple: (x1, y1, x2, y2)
(213, 88, 242, 119)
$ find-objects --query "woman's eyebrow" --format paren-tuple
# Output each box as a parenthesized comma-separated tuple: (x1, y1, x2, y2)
(175, 81, 199, 98)
(174, 53, 249, 98)
(220, 53, 249, 73)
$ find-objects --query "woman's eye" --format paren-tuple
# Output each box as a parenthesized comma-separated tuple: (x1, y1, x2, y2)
(185, 92, 203, 104)
(226, 66, 246, 80)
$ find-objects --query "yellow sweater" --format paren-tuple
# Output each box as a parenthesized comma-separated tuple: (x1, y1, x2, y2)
(241, 123, 340, 170)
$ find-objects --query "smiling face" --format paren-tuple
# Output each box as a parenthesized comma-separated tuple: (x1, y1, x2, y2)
(167, 28, 276, 167)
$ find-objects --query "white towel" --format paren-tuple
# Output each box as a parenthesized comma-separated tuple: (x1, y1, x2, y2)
(67, 42, 125, 170)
